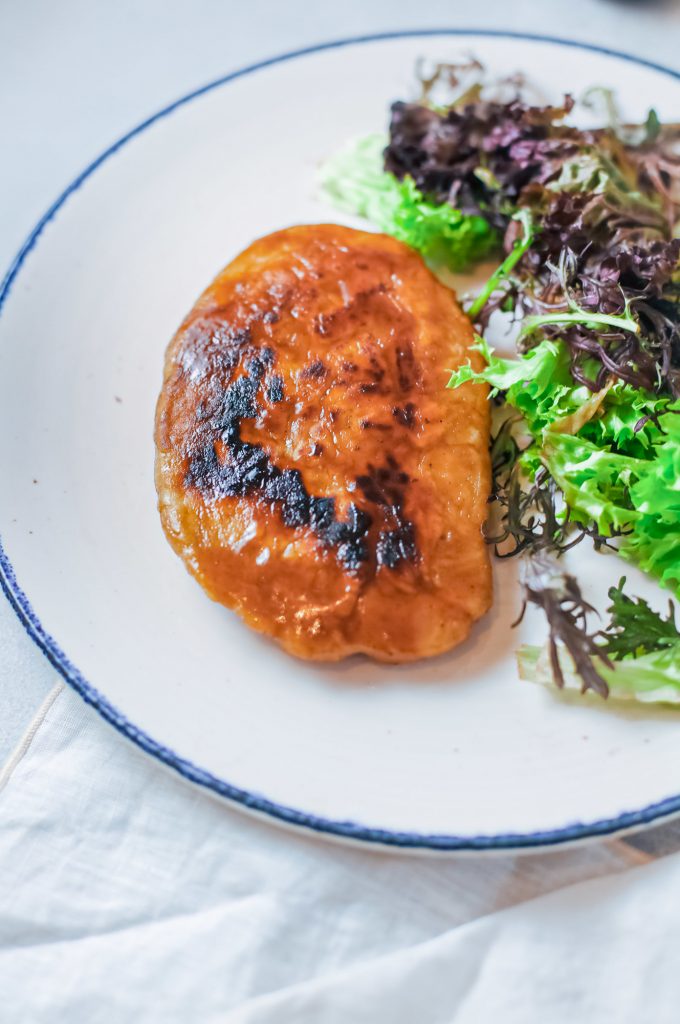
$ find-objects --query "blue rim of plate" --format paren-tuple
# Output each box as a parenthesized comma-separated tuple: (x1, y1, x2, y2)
(1, 29, 679, 852)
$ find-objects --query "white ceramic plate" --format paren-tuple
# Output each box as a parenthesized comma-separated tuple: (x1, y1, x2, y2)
(2, 31, 679, 852)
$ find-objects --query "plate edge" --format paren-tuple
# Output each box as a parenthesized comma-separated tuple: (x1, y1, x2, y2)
(1, 27, 679, 852)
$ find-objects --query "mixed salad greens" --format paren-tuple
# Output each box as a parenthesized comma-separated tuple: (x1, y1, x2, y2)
(322, 62, 680, 703)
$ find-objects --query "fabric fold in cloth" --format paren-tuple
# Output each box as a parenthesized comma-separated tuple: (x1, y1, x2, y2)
(0, 684, 674, 1023)
(233, 854, 680, 1023)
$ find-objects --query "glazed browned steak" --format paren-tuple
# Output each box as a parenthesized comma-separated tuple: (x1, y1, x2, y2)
(155, 224, 492, 661)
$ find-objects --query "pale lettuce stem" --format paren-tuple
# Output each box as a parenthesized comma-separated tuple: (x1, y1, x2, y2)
(521, 310, 640, 336)
(467, 211, 534, 320)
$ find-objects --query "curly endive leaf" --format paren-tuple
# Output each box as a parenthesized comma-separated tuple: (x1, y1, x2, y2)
(320, 134, 496, 271)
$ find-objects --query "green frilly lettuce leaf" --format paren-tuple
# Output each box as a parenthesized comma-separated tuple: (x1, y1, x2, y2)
(320, 134, 496, 272)
(449, 337, 680, 594)
(518, 642, 680, 705)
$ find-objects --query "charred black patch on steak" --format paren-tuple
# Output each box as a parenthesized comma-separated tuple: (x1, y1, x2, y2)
(355, 456, 419, 569)
(265, 375, 284, 404)
(185, 350, 374, 572)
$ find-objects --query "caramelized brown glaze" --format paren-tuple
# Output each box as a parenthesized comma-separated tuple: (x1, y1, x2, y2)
(155, 224, 491, 661)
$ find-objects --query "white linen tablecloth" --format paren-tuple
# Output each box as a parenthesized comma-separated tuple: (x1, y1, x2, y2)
(3, 3, 680, 1020)
(3, 682, 680, 1023)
